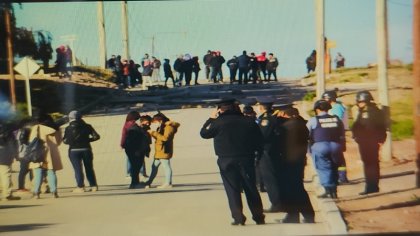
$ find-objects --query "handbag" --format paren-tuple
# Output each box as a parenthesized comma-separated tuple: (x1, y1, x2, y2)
(23, 125, 47, 163)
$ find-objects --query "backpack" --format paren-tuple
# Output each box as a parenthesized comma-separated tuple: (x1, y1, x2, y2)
(23, 125, 47, 163)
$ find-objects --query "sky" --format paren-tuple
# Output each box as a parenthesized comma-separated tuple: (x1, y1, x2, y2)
(12, 0, 413, 79)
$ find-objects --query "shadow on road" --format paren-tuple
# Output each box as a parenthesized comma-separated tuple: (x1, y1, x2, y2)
(0, 223, 54, 233)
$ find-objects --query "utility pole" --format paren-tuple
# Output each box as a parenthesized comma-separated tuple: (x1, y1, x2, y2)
(5, 7, 16, 107)
(315, 0, 325, 99)
(121, 1, 130, 60)
(413, 0, 420, 187)
(97, 1, 107, 69)
(376, 0, 392, 161)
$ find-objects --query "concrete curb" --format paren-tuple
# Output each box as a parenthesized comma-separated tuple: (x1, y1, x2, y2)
(309, 166, 348, 235)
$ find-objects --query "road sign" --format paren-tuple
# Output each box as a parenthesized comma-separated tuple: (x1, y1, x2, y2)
(14, 56, 40, 78)
(13, 57, 40, 117)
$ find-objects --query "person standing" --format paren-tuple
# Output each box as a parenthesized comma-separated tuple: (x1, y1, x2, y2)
(249, 53, 259, 84)
(256, 52, 268, 81)
(145, 112, 180, 188)
(306, 50, 316, 74)
(227, 56, 238, 84)
(182, 54, 194, 86)
(203, 50, 213, 81)
(277, 108, 315, 223)
(256, 98, 283, 212)
(63, 111, 100, 193)
(237, 50, 250, 84)
(307, 100, 345, 199)
(151, 56, 162, 83)
(120, 111, 147, 189)
(351, 91, 387, 195)
(0, 122, 20, 201)
(16, 123, 33, 192)
(192, 56, 201, 85)
(163, 59, 175, 87)
(266, 53, 279, 81)
(29, 113, 63, 199)
(322, 91, 349, 183)
(334, 53, 345, 68)
(173, 55, 184, 86)
(200, 99, 265, 225)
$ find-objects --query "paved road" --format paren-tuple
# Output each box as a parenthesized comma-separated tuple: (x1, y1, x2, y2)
(1, 107, 330, 236)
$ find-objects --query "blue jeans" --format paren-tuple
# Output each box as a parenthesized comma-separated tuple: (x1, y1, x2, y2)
(33, 168, 57, 194)
(69, 149, 97, 188)
(147, 159, 172, 185)
(310, 142, 341, 188)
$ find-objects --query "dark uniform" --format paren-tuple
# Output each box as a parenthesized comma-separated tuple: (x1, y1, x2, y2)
(351, 91, 386, 195)
(200, 100, 265, 225)
(257, 101, 283, 212)
(278, 108, 315, 223)
(307, 100, 345, 199)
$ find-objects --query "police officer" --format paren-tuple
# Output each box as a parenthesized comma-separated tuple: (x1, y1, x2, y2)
(200, 98, 265, 226)
(277, 107, 315, 223)
(307, 100, 345, 199)
(322, 91, 349, 184)
(351, 91, 387, 195)
(257, 98, 283, 212)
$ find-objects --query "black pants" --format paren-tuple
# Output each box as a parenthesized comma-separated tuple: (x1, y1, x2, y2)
(229, 68, 237, 83)
(281, 161, 314, 220)
(18, 159, 33, 189)
(238, 68, 248, 84)
(358, 140, 380, 191)
(259, 154, 283, 209)
(125, 149, 145, 186)
(185, 71, 192, 85)
(217, 157, 264, 223)
(165, 76, 175, 87)
(267, 70, 277, 81)
(69, 149, 98, 188)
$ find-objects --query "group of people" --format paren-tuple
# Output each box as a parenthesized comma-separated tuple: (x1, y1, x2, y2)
(105, 49, 281, 90)
(199, 89, 386, 225)
(120, 110, 179, 189)
(305, 50, 346, 74)
(204, 50, 279, 84)
(55, 45, 73, 79)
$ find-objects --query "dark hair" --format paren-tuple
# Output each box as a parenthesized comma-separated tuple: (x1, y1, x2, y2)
(126, 111, 140, 122)
(140, 115, 152, 123)
(284, 108, 299, 117)
(152, 112, 169, 123)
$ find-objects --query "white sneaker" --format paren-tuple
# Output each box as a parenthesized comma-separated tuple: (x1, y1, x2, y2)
(157, 184, 173, 189)
(91, 186, 98, 192)
(72, 187, 85, 193)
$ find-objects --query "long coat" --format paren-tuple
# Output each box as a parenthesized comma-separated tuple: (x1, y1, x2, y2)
(29, 124, 63, 171)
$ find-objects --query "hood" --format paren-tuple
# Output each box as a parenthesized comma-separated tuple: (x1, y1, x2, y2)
(165, 121, 180, 130)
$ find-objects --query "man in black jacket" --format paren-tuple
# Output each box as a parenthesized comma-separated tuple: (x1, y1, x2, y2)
(200, 99, 265, 226)
(237, 51, 250, 84)
(63, 110, 100, 193)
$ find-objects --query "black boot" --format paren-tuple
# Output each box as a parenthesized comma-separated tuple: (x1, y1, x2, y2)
(330, 186, 338, 199)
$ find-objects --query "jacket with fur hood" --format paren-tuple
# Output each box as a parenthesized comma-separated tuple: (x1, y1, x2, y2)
(150, 121, 180, 159)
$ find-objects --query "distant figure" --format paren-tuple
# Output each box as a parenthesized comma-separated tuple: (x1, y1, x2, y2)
(0, 122, 20, 201)
(237, 50, 250, 84)
(163, 59, 175, 87)
(266, 53, 279, 81)
(192, 56, 201, 85)
(203, 50, 213, 81)
(306, 50, 316, 74)
(335, 53, 345, 69)
(173, 55, 184, 86)
(151, 57, 161, 83)
(226, 56, 238, 84)
(182, 54, 194, 86)
(256, 52, 268, 81)
(249, 53, 259, 84)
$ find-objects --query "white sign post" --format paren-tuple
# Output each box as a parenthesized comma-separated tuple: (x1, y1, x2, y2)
(14, 57, 40, 117)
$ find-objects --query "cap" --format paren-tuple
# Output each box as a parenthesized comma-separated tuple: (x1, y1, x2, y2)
(242, 105, 255, 115)
(216, 98, 237, 107)
(257, 97, 275, 106)
(68, 110, 81, 120)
